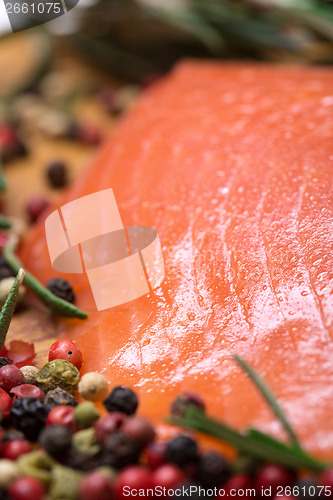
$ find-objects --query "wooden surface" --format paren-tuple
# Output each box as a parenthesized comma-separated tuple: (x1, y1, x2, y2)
(2, 34, 117, 367)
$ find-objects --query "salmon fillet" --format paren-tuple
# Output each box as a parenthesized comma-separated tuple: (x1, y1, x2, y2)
(21, 62, 333, 458)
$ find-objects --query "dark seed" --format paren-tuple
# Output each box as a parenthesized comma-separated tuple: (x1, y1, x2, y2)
(46, 278, 75, 303)
(44, 387, 78, 409)
(65, 449, 105, 471)
(46, 161, 68, 188)
(170, 392, 205, 418)
(0, 357, 11, 369)
(103, 386, 138, 415)
(10, 397, 50, 441)
(165, 435, 199, 469)
(103, 431, 141, 468)
(2, 430, 25, 442)
(0, 256, 15, 280)
(39, 425, 72, 458)
(197, 451, 231, 487)
(292, 478, 318, 500)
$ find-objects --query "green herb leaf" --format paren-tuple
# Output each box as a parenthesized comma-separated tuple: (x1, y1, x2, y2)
(233, 355, 300, 447)
(3, 238, 88, 320)
(0, 160, 7, 192)
(0, 215, 11, 229)
(168, 409, 328, 471)
(0, 268, 25, 351)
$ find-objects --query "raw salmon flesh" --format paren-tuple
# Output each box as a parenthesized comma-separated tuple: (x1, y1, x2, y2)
(21, 62, 333, 458)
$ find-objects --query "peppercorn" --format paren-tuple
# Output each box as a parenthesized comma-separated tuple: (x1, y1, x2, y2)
(103, 431, 141, 469)
(49, 464, 82, 500)
(46, 161, 69, 188)
(122, 416, 155, 447)
(103, 386, 138, 415)
(292, 478, 318, 500)
(36, 359, 80, 394)
(197, 451, 231, 487)
(26, 196, 50, 223)
(0, 257, 14, 281)
(2, 430, 25, 442)
(20, 365, 39, 385)
(94, 412, 126, 444)
(0, 488, 9, 500)
(165, 435, 199, 469)
(0, 459, 19, 488)
(170, 392, 205, 418)
(74, 402, 100, 429)
(0, 358, 11, 369)
(46, 278, 75, 303)
(10, 397, 50, 441)
(44, 387, 78, 409)
(10, 384, 45, 402)
(17, 450, 54, 487)
(72, 428, 100, 455)
(78, 372, 108, 402)
(65, 450, 105, 472)
(9, 477, 44, 500)
(39, 425, 72, 458)
(173, 480, 202, 499)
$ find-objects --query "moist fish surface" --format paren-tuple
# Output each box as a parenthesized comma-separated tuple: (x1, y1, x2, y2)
(21, 62, 333, 458)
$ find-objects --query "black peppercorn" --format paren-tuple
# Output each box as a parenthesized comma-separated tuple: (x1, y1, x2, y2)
(39, 425, 72, 458)
(292, 478, 318, 500)
(46, 161, 68, 188)
(65, 450, 106, 471)
(44, 387, 78, 409)
(171, 481, 202, 499)
(0, 357, 11, 369)
(10, 397, 50, 441)
(165, 435, 199, 468)
(103, 431, 141, 468)
(103, 386, 138, 415)
(1, 430, 25, 443)
(0, 488, 9, 500)
(170, 392, 205, 418)
(0, 256, 15, 281)
(197, 451, 231, 487)
(46, 278, 75, 303)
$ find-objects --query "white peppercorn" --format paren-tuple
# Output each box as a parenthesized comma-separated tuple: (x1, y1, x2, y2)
(78, 372, 108, 402)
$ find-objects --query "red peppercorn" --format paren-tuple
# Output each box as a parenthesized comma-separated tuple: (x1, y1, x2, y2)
(223, 473, 252, 496)
(46, 405, 76, 431)
(49, 339, 82, 370)
(94, 412, 126, 444)
(74, 124, 101, 145)
(0, 364, 25, 392)
(10, 384, 45, 402)
(146, 440, 167, 470)
(122, 416, 156, 447)
(2, 439, 32, 460)
(152, 464, 185, 488)
(115, 466, 152, 500)
(79, 471, 114, 500)
(0, 387, 12, 418)
(255, 465, 294, 497)
(0, 124, 17, 149)
(26, 196, 50, 223)
(9, 476, 45, 500)
(321, 469, 333, 487)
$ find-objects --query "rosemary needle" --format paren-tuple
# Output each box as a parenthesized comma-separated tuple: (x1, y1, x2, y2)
(0, 268, 25, 351)
(3, 238, 88, 320)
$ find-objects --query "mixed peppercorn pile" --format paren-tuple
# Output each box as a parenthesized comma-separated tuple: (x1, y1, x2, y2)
(0, 331, 331, 500)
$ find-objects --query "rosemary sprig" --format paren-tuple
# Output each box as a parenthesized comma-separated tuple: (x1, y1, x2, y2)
(0, 268, 25, 351)
(3, 238, 87, 320)
(0, 160, 7, 192)
(0, 215, 11, 229)
(233, 355, 300, 448)
(168, 409, 328, 472)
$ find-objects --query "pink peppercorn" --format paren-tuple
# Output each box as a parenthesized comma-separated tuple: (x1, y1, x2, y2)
(0, 365, 25, 393)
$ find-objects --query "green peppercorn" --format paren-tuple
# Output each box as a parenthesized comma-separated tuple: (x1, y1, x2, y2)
(49, 464, 82, 500)
(17, 450, 54, 487)
(72, 428, 100, 455)
(36, 359, 80, 394)
(74, 402, 100, 429)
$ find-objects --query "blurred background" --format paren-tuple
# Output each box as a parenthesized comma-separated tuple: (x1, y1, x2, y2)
(0, 0, 333, 219)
